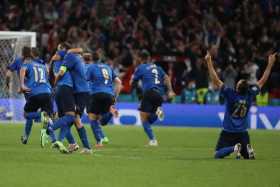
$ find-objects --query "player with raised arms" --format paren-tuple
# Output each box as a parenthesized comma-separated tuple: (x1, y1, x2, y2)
(130, 50, 175, 146)
(204, 50, 277, 159)
(86, 48, 122, 147)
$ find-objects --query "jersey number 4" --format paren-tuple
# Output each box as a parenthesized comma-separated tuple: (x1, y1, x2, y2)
(152, 69, 160, 84)
(33, 67, 46, 83)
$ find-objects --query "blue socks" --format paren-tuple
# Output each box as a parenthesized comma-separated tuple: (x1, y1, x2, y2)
(65, 129, 76, 144)
(24, 119, 33, 138)
(90, 120, 102, 143)
(77, 127, 91, 149)
(47, 115, 75, 143)
(142, 121, 155, 140)
(215, 146, 235, 159)
(100, 112, 113, 126)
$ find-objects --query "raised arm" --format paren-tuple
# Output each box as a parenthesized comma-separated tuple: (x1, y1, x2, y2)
(204, 51, 224, 89)
(257, 53, 277, 89)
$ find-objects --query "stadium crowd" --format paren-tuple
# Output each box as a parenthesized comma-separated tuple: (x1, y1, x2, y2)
(0, 0, 280, 105)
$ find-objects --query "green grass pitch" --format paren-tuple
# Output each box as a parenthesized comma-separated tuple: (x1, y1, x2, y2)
(0, 124, 279, 187)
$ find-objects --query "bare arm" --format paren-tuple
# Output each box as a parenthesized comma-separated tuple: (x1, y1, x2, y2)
(114, 77, 122, 98)
(19, 68, 31, 93)
(204, 51, 224, 89)
(257, 53, 277, 89)
(164, 74, 176, 99)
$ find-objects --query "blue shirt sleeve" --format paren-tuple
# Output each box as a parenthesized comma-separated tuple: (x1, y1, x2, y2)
(157, 66, 166, 79)
(220, 85, 234, 98)
(7, 58, 21, 71)
(86, 64, 93, 81)
(62, 53, 75, 70)
(111, 67, 117, 80)
(133, 66, 142, 82)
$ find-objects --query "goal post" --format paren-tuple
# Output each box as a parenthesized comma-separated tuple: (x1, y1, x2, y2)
(0, 31, 36, 121)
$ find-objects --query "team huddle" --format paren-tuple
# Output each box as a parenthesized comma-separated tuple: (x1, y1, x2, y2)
(6, 43, 278, 158)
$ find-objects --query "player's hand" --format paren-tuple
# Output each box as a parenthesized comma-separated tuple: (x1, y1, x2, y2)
(268, 53, 277, 66)
(167, 91, 176, 99)
(204, 51, 212, 63)
(20, 85, 31, 93)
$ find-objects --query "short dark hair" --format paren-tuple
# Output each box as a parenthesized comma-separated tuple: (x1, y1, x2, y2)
(139, 49, 150, 61)
(31, 47, 40, 58)
(22, 46, 32, 59)
(237, 79, 249, 95)
(58, 42, 72, 50)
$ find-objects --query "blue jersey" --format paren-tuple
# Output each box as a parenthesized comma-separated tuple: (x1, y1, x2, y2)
(7, 57, 23, 75)
(221, 85, 260, 132)
(62, 53, 89, 93)
(133, 63, 166, 94)
(86, 62, 117, 96)
(21, 60, 52, 97)
(53, 60, 73, 88)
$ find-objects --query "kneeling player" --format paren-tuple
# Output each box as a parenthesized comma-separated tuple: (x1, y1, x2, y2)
(130, 50, 175, 146)
(86, 55, 122, 147)
(204, 51, 277, 159)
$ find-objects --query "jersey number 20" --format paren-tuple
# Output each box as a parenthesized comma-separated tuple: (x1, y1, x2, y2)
(33, 67, 46, 83)
(232, 101, 247, 118)
(152, 69, 160, 84)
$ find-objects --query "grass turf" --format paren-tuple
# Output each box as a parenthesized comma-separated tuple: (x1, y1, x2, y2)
(0, 124, 279, 187)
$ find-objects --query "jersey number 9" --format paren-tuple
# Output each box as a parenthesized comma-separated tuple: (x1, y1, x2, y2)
(102, 68, 109, 84)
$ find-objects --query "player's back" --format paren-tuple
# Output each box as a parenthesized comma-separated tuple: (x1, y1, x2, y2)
(133, 63, 166, 94)
(63, 52, 88, 93)
(87, 62, 116, 95)
(23, 60, 51, 97)
(53, 60, 73, 88)
(221, 85, 260, 132)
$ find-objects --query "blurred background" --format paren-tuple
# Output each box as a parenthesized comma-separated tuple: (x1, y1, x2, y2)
(0, 0, 280, 106)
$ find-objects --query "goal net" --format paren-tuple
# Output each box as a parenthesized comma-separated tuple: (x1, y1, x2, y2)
(0, 31, 36, 121)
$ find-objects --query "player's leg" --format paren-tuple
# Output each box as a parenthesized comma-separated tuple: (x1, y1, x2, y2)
(54, 89, 77, 150)
(240, 131, 255, 159)
(73, 92, 92, 153)
(22, 96, 40, 144)
(214, 131, 241, 159)
(87, 93, 104, 147)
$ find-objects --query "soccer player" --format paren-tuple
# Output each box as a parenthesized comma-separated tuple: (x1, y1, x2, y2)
(86, 50, 122, 147)
(204, 51, 277, 159)
(85, 49, 113, 146)
(130, 50, 175, 146)
(53, 44, 92, 154)
(47, 46, 79, 152)
(19, 47, 67, 152)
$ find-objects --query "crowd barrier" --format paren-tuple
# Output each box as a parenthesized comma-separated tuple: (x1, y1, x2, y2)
(0, 99, 279, 130)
